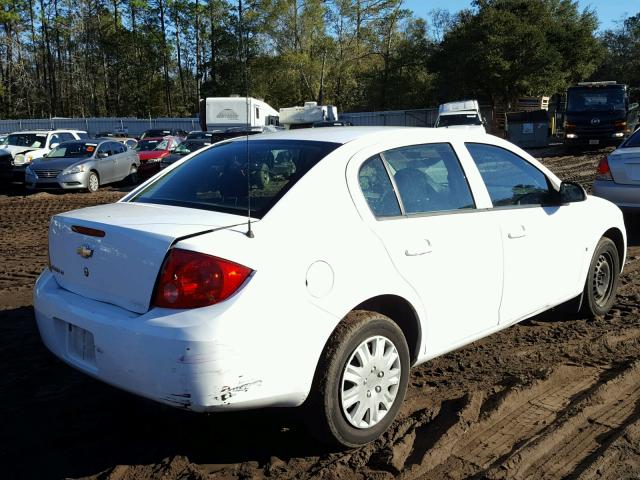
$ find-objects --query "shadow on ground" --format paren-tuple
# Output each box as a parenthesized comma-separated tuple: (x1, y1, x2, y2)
(0, 306, 329, 480)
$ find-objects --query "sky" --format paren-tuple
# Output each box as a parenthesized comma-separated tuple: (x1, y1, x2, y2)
(403, 0, 639, 32)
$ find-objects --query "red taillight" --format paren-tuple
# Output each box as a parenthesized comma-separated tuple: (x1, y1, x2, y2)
(596, 156, 612, 181)
(153, 249, 252, 309)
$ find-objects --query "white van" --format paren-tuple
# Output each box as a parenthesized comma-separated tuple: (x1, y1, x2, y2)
(434, 100, 486, 133)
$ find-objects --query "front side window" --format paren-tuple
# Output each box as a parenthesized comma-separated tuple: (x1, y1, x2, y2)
(466, 143, 552, 207)
(359, 155, 401, 217)
(383, 143, 475, 215)
(131, 139, 339, 218)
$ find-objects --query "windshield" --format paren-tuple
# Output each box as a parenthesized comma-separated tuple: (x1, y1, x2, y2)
(567, 88, 625, 112)
(131, 139, 340, 218)
(436, 114, 482, 127)
(623, 129, 640, 148)
(5, 133, 47, 148)
(154, 139, 170, 151)
(46, 142, 97, 159)
(136, 139, 161, 151)
(175, 141, 205, 154)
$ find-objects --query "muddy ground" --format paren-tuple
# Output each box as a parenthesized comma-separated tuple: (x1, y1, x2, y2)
(1, 145, 639, 480)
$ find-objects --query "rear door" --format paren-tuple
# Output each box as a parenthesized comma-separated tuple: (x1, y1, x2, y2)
(352, 142, 503, 355)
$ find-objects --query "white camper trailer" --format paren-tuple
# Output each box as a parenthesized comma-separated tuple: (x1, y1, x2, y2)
(279, 102, 339, 129)
(434, 100, 486, 133)
(199, 97, 279, 131)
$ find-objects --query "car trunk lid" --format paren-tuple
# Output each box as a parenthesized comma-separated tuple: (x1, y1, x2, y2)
(608, 148, 640, 185)
(49, 202, 250, 313)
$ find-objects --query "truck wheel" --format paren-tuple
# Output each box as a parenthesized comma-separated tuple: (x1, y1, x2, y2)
(307, 311, 409, 447)
(87, 171, 100, 193)
(580, 237, 620, 317)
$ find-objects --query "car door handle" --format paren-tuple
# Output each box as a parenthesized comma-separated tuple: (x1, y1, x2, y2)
(405, 239, 433, 256)
(507, 225, 527, 239)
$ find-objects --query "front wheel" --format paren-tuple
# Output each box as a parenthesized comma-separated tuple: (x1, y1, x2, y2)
(87, 171, 99, 193)
(307, 311, 409, 447)
(127, 165, 138, 185)
(580, 237, 620, 317)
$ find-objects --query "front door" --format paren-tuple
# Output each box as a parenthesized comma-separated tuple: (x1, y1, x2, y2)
(464, 142, 585, 324)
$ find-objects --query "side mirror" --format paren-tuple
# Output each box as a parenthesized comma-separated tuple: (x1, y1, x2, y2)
(97, 152, 109, 159)
(50, 143, 59, 150)
(559, 181, 586, 203)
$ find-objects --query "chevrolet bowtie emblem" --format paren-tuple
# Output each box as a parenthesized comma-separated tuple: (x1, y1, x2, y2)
(76, 245, 94, 258)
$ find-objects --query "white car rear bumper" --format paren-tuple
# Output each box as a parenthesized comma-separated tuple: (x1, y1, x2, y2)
(34, 270, 315, 412)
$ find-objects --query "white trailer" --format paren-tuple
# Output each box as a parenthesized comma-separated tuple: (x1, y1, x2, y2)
(279, 102, 339, 129)
(199, 97, 279, 131)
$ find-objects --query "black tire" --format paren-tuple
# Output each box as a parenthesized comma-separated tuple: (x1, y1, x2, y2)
(306, 310, 410, 447)
(580, 237, 620, 317)
(256, 163, 270, 189)
(87, 171, 99, 193)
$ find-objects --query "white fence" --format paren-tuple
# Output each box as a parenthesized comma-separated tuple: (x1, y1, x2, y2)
(0, 117, 201, 136)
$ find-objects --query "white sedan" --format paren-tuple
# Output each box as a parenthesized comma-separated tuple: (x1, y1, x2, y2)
(34, 127, 625, 447)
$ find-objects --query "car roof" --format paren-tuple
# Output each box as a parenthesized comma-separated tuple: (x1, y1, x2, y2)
(229, 126, 489, 145)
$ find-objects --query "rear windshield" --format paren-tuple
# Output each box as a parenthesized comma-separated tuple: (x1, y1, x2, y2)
(131, 139, 340, 218)
(623, 129, 640, 148)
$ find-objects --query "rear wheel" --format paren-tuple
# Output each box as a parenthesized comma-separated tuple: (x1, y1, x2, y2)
(87, 171, 99, 193)
(307, 311, 409, 447)
(580, 237, 620, 317)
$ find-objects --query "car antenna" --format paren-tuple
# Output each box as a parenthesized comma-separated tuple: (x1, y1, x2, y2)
(239, 0, 254, 238)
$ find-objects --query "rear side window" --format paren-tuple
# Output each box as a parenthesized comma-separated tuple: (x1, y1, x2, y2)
(359, 155, 401, 217)
(77, 132, 89, 139)
(466, 143, 551, 206)
(383, 143, 475, 214)
(131, 139, 339, 218)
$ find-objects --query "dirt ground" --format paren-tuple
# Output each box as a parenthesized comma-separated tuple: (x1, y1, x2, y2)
(1, 145, 640, 480)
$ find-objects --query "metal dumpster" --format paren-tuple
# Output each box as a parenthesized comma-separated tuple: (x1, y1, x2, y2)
(506, 110, 549, 148)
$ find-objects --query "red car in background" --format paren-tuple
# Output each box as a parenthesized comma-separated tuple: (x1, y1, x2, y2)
(136, 136, 182, 176)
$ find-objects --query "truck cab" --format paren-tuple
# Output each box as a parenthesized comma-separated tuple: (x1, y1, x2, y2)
(434, 100, 486, 133)
(564, 81, 639, 147)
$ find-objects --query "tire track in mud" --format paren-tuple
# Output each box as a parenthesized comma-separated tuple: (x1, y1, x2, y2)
(490, 362, 640, 480)
(395, 366, 602, 479)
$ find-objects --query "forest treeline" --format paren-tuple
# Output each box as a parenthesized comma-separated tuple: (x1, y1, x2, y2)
(0, 0, 638, 119)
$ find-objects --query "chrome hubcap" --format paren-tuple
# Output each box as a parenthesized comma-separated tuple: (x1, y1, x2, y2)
(340, 335, 401, 429)
(593, 253, 612, 306)
(89, 175, 98, 191)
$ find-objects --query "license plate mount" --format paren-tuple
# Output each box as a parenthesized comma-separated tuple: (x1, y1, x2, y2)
(67, 323, 97, 367)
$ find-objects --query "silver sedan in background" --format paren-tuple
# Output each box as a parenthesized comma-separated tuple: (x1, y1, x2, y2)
(593, 128, 640, 210)
(25, 139, 140, 193)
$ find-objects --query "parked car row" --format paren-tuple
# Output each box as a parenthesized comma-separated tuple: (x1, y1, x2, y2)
(0, 127, 219, 192)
